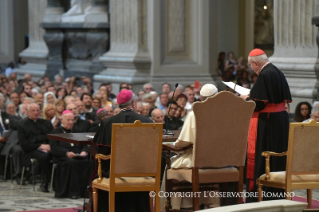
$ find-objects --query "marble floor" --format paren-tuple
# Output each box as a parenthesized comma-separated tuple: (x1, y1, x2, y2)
(1, 177, 319, 212)
(0, 179, 84, 212)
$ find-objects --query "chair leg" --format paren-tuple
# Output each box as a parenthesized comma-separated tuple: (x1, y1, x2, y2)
(307, 189, 312, 209)
(192, 168, 200, 211)
(93, 187, 98, 212)
(10, 155, 13, 184)
(32, 160, 35, 192)
(20, 167, 25, 189)
(257, 185, 263, 202)
(4, 154, 8, 181)
(155, 190, 160, 212)
(50, 164, 56, 192)
(236, 166, 244, 204)
(109, 191, 115, 212)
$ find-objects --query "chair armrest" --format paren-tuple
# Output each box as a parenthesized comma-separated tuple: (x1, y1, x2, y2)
(261, 151, 287, 180)
(162, 143, 193, 152)
(95, 154, 111, 183)
(162, 144, 193, 169)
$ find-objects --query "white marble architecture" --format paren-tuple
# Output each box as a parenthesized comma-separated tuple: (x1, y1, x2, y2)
(0, 0, 28, 68)
(15, 0, 48, 81)
(270, 0, 319, 111)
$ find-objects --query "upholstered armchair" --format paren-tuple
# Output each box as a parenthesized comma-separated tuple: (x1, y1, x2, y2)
(257, 120, 319, 209)
(163, 91, 255, 211)
(92, 120, 163, 212)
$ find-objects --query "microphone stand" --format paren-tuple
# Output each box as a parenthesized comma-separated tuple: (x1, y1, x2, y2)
(164, 83, 178, 135)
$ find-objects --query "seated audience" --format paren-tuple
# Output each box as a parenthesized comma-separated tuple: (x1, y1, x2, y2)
(136, 102, 144, 115)
(303, 107, 319, 122)
(49, 110, 94, 199)
(18, 103, 53, 192)
(43, 92, 56, 106)
(175, 94, 188, 121)
(164, 101, 184, 130)
(294, 101, 312, 122)
(113, 107, 121, 116)
(92, 97, 102, 109)
(66, 103, 91, 132)
(151, 109, 164, 123)
(89, 108, 108, 132)
(43, 104, 59, 128)
(1, 104, 28, 185)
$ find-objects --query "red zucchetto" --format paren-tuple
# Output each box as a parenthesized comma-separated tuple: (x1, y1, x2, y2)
(117, 90, 133, 104)
(62, 110, 73, 115)
(248, 48, 265, 57)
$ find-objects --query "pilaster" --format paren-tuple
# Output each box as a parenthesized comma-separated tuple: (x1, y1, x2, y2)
(271, 0, 319, 110)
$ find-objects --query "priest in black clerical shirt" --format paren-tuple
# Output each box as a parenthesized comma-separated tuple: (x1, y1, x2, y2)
(66, 103, 91, 132)
(17, 103, 53, 192)
(164, 101, 184, 130)
(93, 90, 152, 212)
(49, 110, 93, 199)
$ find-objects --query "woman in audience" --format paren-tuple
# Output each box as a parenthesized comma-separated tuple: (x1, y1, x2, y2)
(99, 89, 112, 107)
(19, 91, 29, 103)
(225, 52, 237, 81)
(9, 91, 20, 108)
(43, 104, 60, 128)
(5, 101, 17, 116)
(236, 70, 251, 88)
(43, 92, 57, 106)
(176, 94, 188, 121)
(57, 87, 68, 100)
(174, 105, 182, 119)
(92, 97, 101, 109)
(55, 99, 66, 120)
(294, 102, 312, 122)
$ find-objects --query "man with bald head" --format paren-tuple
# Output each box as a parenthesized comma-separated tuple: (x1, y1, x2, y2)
(66, 103, 91, 132)
(49, 110, 93, 199)
(18, 103, 53, 192)
(104, 105, 114, 117)
(151, 109, 164, 123)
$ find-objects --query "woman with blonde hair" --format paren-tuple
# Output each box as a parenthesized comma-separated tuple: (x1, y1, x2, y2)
(54, 99, 66, 120)
(98, 89, 112, 107)
(43, 104, 60, 128)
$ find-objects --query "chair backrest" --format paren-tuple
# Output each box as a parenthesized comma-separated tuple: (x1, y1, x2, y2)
(286, 120, 319, 174)
(109, 120, 163, 178)
(192, 91, 255, 168)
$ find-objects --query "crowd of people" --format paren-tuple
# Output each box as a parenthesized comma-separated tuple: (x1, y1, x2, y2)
(0, 47, 317, 211)
(0, 69, 204, 201)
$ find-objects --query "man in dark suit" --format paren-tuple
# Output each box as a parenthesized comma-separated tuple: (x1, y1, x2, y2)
(93, 90, 152, 212)
(1, 103, 28, 185)
(81, 93, 97, 122)
(0, 107, 11, 179)
(66, 103, 91, 132)
(18, 103, 53, 192)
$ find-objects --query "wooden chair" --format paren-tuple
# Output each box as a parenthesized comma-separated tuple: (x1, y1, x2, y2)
(257, 120, 319, 209)
(92, 120, 163, 212)
(163, 91, 255, 211)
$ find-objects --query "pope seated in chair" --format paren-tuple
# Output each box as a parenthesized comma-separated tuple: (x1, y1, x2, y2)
(162, 84, 220, 210)
(49, 110, 94, 199)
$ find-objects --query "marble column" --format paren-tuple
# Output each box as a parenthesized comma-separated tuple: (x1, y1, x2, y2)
(270, 0, 319, 111)
(16, 0, 48, 81)
(95, 0, 218, 93)
(94, 0, 151, 92)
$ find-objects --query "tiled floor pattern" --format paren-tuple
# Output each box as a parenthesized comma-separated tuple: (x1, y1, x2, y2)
(1, 179, 319, 211)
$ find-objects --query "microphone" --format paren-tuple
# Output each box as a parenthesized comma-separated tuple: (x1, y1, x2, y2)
(164, 83, 179, 135)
